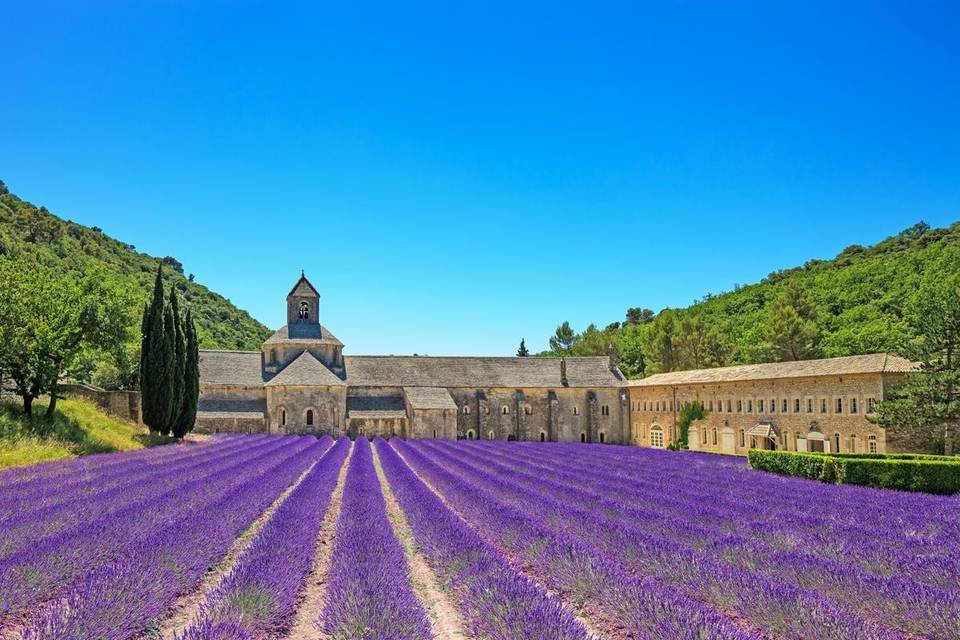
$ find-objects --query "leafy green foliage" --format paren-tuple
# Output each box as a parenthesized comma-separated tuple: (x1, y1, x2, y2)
(516, 338, 530, 357)
(542, 221, 960, 378)
(749, 449, 960, 495)
(675, 401, 707, 450)
(176, 309, 200, 438)
(0, 184, 271, 363)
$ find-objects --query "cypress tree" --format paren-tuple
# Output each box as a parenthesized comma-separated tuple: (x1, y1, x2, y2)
(169, 284, 186, 431)
(158, 302, 177, 435)
(175, 309, 200, 439)
(140, 265, 168, 432)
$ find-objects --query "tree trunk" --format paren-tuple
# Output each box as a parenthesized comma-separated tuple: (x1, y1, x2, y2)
(46, 393, 58, 418)
(23, 394, 33, 416)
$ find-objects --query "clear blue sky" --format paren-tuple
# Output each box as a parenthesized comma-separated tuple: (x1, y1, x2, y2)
(2, 1, 958, 355)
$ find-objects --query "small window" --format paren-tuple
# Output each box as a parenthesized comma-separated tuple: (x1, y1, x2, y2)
(821, 399, 827, 414)
(739, 429, 745, 447)
(306, 409, 314, 426)
(759, 399, 764, 413)
(580, 432, 586, 443)
(834, 433, 841, 452)
(712, 428, 718, 445)
(502, 405, 510, 415)
(708, 400, 714, 411)
(807, 398, 813, 413)
(298, 300, 309, 320)
(573, 406, 581, 416)
(737, 400, 743, 413)
(867, 397, 877, 414)
(727, 399, 733, 412)
(524, 405, 532, 415)
(488, 430, 495, 440)
(748, 400, 753, 413)
(868, 435, 878, 453)
(540, 431, 546, 442)
(835, 398, 843, 414)
(701, 427, 707, 444)
(433, 429, 437, 438)
(851, 398, 858, 414)
(716, 400, 721, 413)
(783, 399, 789, 413)
(463, 405, 471, 415)
(484, 406, 490, 415)
(794, 398, 800, 413)
(281, 410, 286, 426)
(599, 432, 606, 443)
(467, 429, 475, 440)
(601, 405, 609, 416)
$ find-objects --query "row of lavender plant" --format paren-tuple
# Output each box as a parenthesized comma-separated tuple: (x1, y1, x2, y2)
(0, 434, 264, 524)
(439, 440, 956, 638)
(0, 432, 225, 489)
(319, 437, 431, 639)
(483, 441, 960, 590)
(0, 435, 316, 624)
(392, 439, 757, 640)
(0, 436, 280, 560)
(21, 436, 334, 640)
(175, 437, 351, 639)
(375, 439, 590, 640)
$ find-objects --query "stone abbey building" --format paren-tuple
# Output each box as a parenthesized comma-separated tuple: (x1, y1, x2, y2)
(198, 274, 922, 453)
(197, 274, 629, 442)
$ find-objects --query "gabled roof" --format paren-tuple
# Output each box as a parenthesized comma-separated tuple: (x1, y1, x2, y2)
(628, 353, 917, 388)
(199, 350, 265, 386)
(404, 387, 457, 410)
(343, 355, 622, 388)
(263, 324, 344, 346)
(287, 273, 320, 299)
(265, 351, 346, 387)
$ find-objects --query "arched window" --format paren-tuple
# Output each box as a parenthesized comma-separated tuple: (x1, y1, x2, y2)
(599, 432, 606, 443)
(834, 433, 841, 452)
(868, 435, 878, 453)
(467, 429, 475, 440)
(850, 434, 858, 453)
(433, 429, 437, 439)
(650, 426, 664, 448)
(306, 409, 314, 426)
(487, 430, 495, 440)
(281, 409, 287, 426)
(524, 405, 532, 415)
(712, 428, 718, 445)
(573, 406, 581, 416)
(540, 431, 546, 442)
(501, 405, 510, 415)
(298, 301, 309, 320)
(580, 432, 586, 443)
(463, 405, 471, 415)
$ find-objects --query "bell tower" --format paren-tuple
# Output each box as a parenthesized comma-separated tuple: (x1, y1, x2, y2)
(286, 271, 321, 338)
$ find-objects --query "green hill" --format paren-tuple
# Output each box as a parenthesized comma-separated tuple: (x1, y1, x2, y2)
(0, 180, 270, 385)
(544, 221, 960, 378)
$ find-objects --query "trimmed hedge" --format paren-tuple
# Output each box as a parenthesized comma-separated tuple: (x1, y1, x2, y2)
(748, 449, 960, 495)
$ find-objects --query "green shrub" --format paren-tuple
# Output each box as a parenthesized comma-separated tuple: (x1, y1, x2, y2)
(748, 449, 960, 495)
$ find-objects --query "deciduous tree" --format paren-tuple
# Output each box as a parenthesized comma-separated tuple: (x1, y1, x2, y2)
(764, 280, 821, 361)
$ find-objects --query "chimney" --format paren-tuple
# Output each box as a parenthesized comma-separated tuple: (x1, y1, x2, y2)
(607, 342, 619, 372)
(560, 358, 568, 387)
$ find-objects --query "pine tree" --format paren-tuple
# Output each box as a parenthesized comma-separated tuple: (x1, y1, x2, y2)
(140, 265, 168, 432)
(158, 302, 177, 435)
(169, 284, 186, 431)
(549, 322, 577, 353)
(517, 338, 530, 357)
(763, 280, 821, 361)
(174, 309, 200, 439)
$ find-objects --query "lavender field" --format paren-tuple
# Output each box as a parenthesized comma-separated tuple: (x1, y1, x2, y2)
(0, 434, 956, 640)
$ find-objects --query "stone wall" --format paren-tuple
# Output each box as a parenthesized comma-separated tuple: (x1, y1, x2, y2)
(629, 373, 895, 455)
(60, 383, 141, 424)
(266, 384, 346, 436)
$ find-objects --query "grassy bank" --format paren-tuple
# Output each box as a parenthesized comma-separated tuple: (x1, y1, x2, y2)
(0, 398, 170, 470)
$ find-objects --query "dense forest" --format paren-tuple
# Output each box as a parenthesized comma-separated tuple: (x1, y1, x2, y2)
(542, 221, 960, 379)
(0, 181, 271, 388)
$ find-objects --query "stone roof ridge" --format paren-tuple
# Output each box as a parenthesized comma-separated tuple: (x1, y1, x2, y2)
(287, 272, 320, 298)
(199, 348, 261, 354)
(265, 350, 346, 387)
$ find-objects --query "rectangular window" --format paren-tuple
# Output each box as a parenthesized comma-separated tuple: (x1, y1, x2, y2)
(709, 399, 714, 411)
(727, 399, 733, 412)
(869, 437, 878, 453)
(748, 400, 753, 413)
(795, 398, 801, 413)
(712, 429, 718, 445)
(836, 398, 843, 414)
(701, 428, 707, 444)
(867, 397, 876, 414)
(821, 399, 827, 413)
(759, 399, 764, 413)
(737, 400, 743, 413)
(739, 429, 745, 447)
(851, 398, 858, 414)
(807, 398, 813, 413)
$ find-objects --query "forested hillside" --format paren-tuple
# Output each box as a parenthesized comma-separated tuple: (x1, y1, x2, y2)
(0, 180, 270, 386)
(543, 221, 960, 378)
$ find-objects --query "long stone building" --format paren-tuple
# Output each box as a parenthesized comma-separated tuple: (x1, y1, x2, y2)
(197, 273, 927, 453)
(197, 274, 629, 441)
(627, 354, 920, 455)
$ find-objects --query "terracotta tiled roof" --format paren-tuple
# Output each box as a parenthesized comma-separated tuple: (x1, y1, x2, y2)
(628, 353, 917, 388)
(343, 356, 623, 388)
(403, 387, 457, 410)
(265, 351, 346, 387)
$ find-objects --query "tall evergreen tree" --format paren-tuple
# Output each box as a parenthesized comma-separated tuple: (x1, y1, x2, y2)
(764, 280, 822, 361)
(175, 309, 200, 439)
(158, 303, 177, 435)
(517, 338, 530, 357)
(643, 310, 679, 374)
(549, 321, 577, 353)
(140, 265, 168, 432)
(169, 284, 186, 430)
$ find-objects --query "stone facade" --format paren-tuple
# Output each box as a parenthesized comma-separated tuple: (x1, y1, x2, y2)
(196, 274, 628, 441)
(627, 354, 916, 455)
